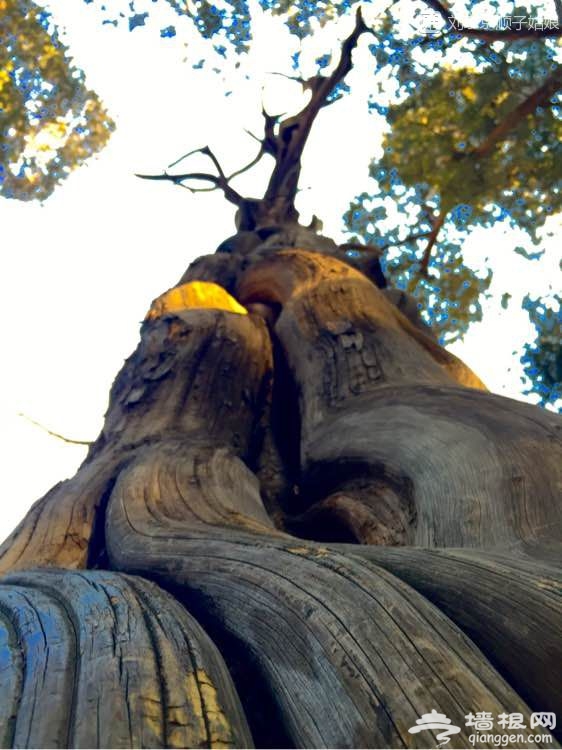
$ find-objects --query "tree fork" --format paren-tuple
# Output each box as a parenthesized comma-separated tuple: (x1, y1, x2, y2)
(137, 8, 374, 231)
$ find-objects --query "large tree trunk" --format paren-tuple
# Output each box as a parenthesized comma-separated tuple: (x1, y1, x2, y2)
(0, 234, 560, 749)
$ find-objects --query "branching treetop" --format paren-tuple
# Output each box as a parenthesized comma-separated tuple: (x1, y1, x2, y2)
(137, 9, 374, 230)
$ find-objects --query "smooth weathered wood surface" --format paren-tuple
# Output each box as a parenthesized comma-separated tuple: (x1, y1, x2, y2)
(0, 453, 120, 573)
(105, 440, 549, 749)
(341, 546, 562, 736)
(239, 250, 562, 551)
(97, 276, 557, 747)
(0, 303, 272, 574)
(0, 569, 252, 748)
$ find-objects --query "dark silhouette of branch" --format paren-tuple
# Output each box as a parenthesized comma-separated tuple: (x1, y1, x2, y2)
(136, 146, 245, 206)
(137, 10, 373, 229)
(344, 217, 439, 277)
(341, 231, 433, 255)
(227, 148, 267, 181)
(167, 147, 206, 170)
(423, 0, 562, 40)
(18, 413, 92, 446)
(267, 71, 307, 85)
(340, 242, 384, 256)
(260, 107, 282, 156)
(259, 7, 374, 224)
(420, 212, 447, 275)
(469, 66, 562, 159)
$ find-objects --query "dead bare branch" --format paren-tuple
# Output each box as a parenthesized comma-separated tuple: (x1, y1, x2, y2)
(267, 71, 306, 86)
(227, 146, 267, 181)
(261, 7, 374, 222)
(18, 413, 92, 446)
(167, 147, 207, 170)
(136, 145, 245, 206)
(138, 9, 374, 228)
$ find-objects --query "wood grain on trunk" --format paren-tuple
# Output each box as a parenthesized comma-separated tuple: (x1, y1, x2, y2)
(0, 569, 252, 748)
(1, 239, 560, 749)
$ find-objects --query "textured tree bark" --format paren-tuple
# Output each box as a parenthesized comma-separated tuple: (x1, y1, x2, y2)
(0, 237, 560, 749)
(342, 547, 562, 721)
(0, 569, 251, 748)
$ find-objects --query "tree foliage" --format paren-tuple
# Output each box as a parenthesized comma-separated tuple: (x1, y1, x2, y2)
(521, 293, 562, 404)
(85, 0, 360, 50)
(345, 22, 561, 346)
(0, 0, 114, 200)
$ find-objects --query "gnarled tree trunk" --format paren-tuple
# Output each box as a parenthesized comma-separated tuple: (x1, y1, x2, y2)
(1, 14, 561, 747)
(0, 231, 560, 749)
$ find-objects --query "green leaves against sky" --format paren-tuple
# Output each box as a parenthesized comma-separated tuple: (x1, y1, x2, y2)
(0, 0, 114, 201)
(346, 34, 561, 350)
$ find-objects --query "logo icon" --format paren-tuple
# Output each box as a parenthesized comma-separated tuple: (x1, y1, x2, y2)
(409, 710, 462, 747)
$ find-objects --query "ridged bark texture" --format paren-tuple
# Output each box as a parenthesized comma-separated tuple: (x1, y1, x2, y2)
(0, 241, 560, 749)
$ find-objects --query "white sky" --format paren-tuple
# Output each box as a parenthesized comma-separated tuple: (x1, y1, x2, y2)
(1, 0, 560, 543)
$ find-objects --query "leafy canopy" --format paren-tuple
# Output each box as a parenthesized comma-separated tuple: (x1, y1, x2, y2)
(0, 0, 114, 200)
(345, 18, 561, 348)
(521, 293, 562, 405)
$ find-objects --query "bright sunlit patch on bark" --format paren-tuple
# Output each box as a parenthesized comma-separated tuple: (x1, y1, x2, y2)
(146, 281, 248, 320)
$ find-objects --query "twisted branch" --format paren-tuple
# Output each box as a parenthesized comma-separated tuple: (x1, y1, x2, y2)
(136, 145, 250, 206)
(137, 9, 374, 228)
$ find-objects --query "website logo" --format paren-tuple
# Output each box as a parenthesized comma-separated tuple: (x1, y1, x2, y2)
(408, 710, 461, 747)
